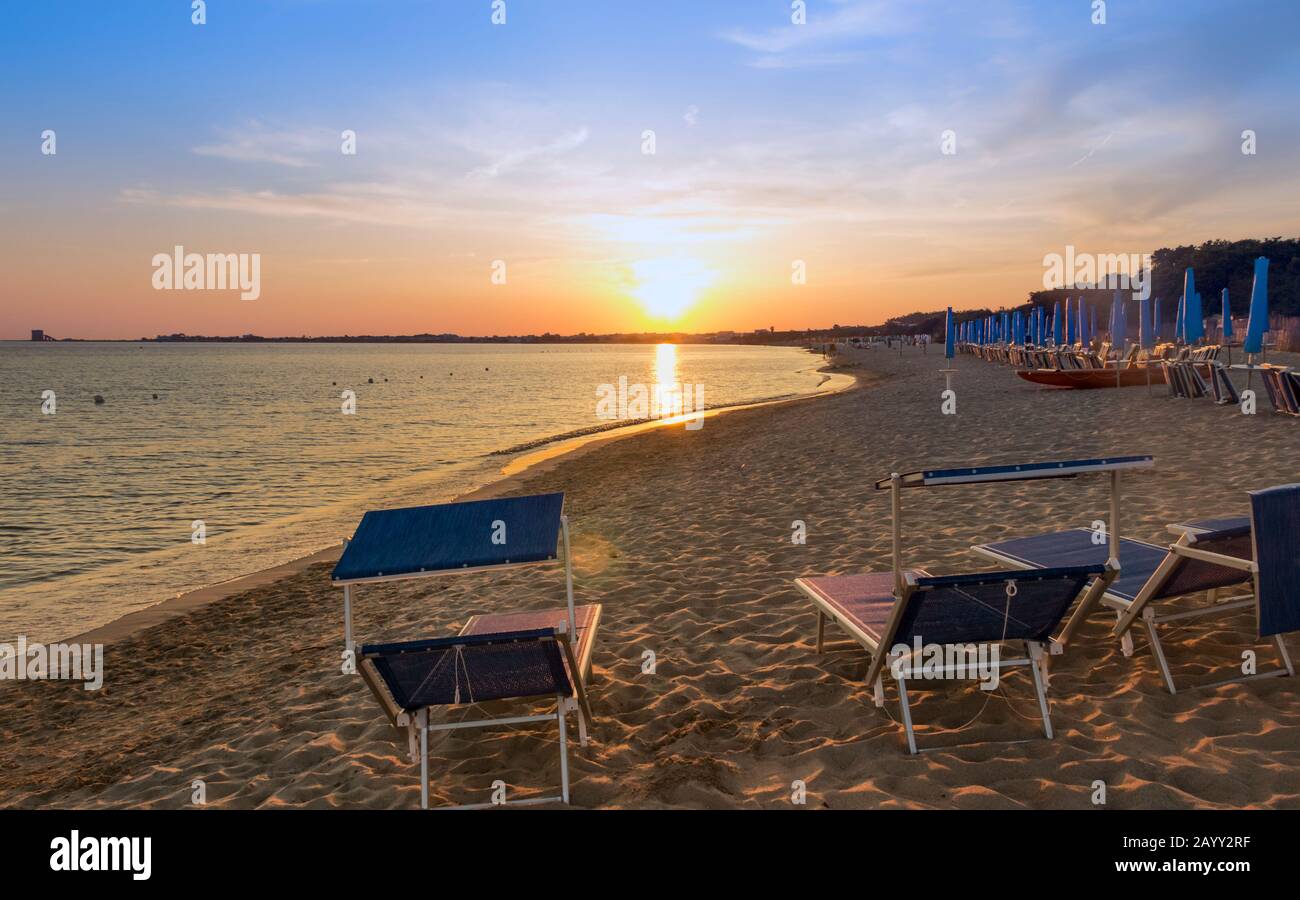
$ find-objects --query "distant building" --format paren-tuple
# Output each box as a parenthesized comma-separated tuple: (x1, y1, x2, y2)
(31, 329, 44, 341)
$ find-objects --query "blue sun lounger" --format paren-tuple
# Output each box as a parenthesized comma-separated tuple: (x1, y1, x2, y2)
(795, 456, 1147, 752)
(797, 565, 1109, 753)
(974, 485, 1299, 693)
(332, 492, 601, 808)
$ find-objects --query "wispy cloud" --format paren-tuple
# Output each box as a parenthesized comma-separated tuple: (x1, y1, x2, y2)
(467, 126, 591, 179)
(191, 122, 338, 168)
(720, 0, 915, 64)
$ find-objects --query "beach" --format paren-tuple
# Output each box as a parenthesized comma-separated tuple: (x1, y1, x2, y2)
(1, 345, 1297, 810)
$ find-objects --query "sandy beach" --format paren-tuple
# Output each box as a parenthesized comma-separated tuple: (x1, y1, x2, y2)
(1, 345, 1297, 810)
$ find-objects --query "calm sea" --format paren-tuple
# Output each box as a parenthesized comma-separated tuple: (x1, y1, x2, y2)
(0, 341, 821, 641)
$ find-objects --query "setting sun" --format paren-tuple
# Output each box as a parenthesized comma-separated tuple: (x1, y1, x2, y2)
(630, 258, 715, 322)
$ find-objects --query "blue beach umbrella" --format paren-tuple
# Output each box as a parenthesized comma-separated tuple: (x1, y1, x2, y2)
(1139, 291, 1153, 350)
(1244, 256, 1269, 356)
(1052, 301, 1063, 346)
(1111, 292, 1127, 346)
(1221, 289, 1233, 342)
(1175, 294, 1185, 343)
(1153, 297, 1161, 341)
(945, 307, 955, 359)
(1065, 297, 1075, 345)
(1077, 296, 1088, 346)
(1090, 305, 1097, 342)
(1184, 268, 1204, 344)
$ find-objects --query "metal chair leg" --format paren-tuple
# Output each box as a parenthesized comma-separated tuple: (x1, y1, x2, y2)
(896, 676, 918, 754)
(557, 697, 570, 805)
(1027, 643, 1053, 739)
(1275, 635, 1295, 677)
(419, 711, 429, 810)
(1143, 610, 1177, 694)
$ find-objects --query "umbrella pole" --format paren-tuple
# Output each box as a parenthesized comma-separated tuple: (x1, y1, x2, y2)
(891, 473, 903, 596)
(1108, 471, 1122, 570)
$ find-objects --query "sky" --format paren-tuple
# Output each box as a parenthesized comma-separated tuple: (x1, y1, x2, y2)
(2, 0, 1299, 339)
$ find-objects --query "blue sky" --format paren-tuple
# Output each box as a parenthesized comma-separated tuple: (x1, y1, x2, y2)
(3, 0, 1299, 337)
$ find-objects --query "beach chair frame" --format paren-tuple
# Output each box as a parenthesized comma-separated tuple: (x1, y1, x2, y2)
(796, 457, 1146, 754)
(333, 494, 600, 807)
(802, 568, 1112, 753)
(359, 628, 592, 809)
(978, 513, 1296, 695)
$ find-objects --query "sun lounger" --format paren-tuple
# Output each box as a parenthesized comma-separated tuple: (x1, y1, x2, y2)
(332, 492, 601, 807)
(793, 456, 1155, 752)
(360, 627, 592, 809)
(1259, 365, 1300, 415)
(1208, 364, 1240, 405)
(974, 485, 1299, 693)
(796, 565, 1110, 753)
(1168, 517, 1250, 537)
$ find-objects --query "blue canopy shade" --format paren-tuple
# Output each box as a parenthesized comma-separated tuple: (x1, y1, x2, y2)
(332, 492, 565, 583)
(1250, 483, 1300, 637)
(1244, 256, 1269, 355)
(874, 456, 1154, 490)
(1221, 289, 1233, 340)
(1183, 268, 1204, 344)
(945, 307, 955, 358)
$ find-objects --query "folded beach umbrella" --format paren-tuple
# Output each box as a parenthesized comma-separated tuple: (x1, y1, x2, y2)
(1153, 297, 1161, 341)
(1065, 297, 1075, 345)
(1175, 294, 1185, 342)
(1243, 256, 1269, 356)
(1077, 296, 1088, 346)
(1090, 304, 1097, 342)
(1111, 292, 1128, 346)
(1051, 301, 1062, 346)
(1221, 289, 1233, 342)
(945, 307, 955, 359)
(1139, 291, 1153, 350)
(1184, 268, 1204, 344)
